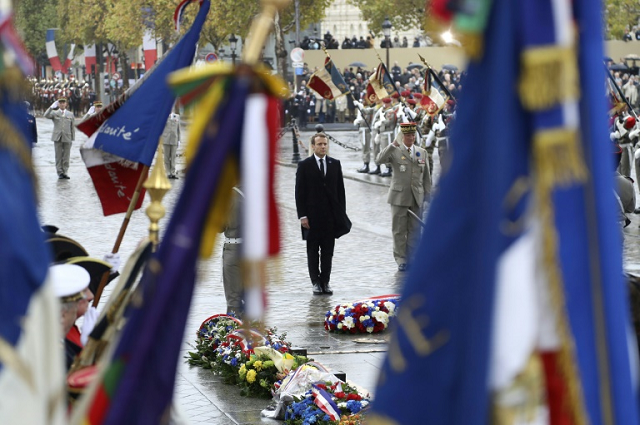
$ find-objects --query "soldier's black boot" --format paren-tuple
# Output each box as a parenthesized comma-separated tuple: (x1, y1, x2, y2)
(357, 163, 369, 173)
(368, 165, 381, 175)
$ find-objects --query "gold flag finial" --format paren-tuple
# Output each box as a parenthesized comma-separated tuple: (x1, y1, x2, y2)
(144, 141, 172, 249)
(242, 0, 291, 65)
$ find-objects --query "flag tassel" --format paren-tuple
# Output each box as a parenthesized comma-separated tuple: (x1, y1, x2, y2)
(518, 47, 579, 111)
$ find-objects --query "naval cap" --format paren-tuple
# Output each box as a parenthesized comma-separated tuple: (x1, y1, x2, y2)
(50, 264, 90, 302)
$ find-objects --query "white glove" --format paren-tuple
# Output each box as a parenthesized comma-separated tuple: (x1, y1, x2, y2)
(374, 120, 381, 129)
(103, 252, 121, 273)
(81, 306, 99, 345)
(433, 115, 446, 132)
(374, 133, 381, 145)
(610, 131, 621, 141)
(425, 130, 436, 147)
(51, 100, 59, 109)
(353, 100, 363, 108)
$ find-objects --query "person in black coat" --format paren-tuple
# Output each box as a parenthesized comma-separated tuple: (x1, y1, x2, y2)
(295, 133, 350, 295)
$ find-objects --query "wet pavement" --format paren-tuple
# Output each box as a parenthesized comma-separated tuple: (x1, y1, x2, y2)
(33, 116, 640, 424)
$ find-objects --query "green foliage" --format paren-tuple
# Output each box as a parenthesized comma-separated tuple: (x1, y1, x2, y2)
(347, 0, 426, 36)
(606, 0, 640, 39)
(15, 0, 59, 59)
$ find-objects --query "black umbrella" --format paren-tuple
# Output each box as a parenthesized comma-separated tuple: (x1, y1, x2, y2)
(406, 63, 424, 71)
(348, 61, 367, 68)
(610, 63, 629, 71)
(442, 64, 458, 71)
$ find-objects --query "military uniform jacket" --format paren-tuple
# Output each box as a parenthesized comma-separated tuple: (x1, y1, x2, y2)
(376, 143, 431, 207)
(162, 114, 181, 145)
(44, 107, 75, 143)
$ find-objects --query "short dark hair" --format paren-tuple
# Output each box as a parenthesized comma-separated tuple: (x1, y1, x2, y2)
(310, 132, 327, 145)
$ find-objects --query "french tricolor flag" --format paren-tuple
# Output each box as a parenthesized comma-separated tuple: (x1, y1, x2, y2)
(45, 29, 62, 71)
(312, 385, 341, 421)
(84, 44, 96, 72)
(142, 30, 156, 71)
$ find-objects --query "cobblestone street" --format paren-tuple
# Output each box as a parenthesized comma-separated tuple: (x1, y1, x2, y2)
(32, 116, 640, 424)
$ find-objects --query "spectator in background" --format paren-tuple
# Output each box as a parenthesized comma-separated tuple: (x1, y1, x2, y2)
(347, 88, 356, 122)
(413, 37, 420, 47)
(336, 95, 347, 123)
(342, 37, 352, 49)
(391, 61, 402, 82)
(402, 36, 408, 48)
(357, 37, 366, 49)
(326, 98, 336, 123)
(366, 36, 374, 48)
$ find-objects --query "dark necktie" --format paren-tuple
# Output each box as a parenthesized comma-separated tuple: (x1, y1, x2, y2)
(319, 158, 325, 176)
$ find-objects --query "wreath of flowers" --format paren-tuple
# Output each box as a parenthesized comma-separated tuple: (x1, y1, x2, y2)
(284, 380, 369, 425)
(187, 314, 309, 398)
(324, 297, 400, 334)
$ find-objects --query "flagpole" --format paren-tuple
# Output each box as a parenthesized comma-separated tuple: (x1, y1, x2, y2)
(604, 64, 639, 120)
(320, 43, 373, 132)
(92, 164, 149, 307)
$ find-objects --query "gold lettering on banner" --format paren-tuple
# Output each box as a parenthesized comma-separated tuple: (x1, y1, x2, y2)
(388, 295, 450, 373)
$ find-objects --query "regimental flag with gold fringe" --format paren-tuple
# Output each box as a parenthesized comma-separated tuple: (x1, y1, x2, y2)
(421, 66, 451, 116)
(308, 56, 349, 100)
(368, 0, 640, 424)
(70, 51, 287, 425)
(77, 0, 208, 216)
(0, 8, 66, 425)
(365, 61, 397, 104)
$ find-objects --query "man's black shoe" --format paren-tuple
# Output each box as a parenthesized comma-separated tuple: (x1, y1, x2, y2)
(323, 283, 333, 295)
(368, 166, 381, 175)
(357, 164, 369, 173)
(58, 174, 65, 179)
(312, 283, 323, 295)
(634, 207, 640, 214)
(62, 174, 70, 179)
(380, 170, 392, 177)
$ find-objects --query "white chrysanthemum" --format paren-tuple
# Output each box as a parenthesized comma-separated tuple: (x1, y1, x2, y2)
(328, 315, 334, 321)
(366, 327, 374, 333)
(372, 310, 389, 325)
(384, 301, 396, 314)
(344, 316, 355, 329)
(338, 323, 343, 329)
(338, 307, 346, 315)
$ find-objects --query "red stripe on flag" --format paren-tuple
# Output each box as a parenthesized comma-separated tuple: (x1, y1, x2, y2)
(49, 56, 62, 72)
(307, 75, 333, 100)
(87, 384, 111, 424)
(86, 163, 146, 216)
(541, 351, 575, 425)
(266, 97, 280, 256)
(144, 49, 157, 70)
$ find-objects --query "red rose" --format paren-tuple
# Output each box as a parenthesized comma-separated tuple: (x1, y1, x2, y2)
(347, 393, 362, 401)
(334, 392, 346, 399)
(316, 383, 327, 390)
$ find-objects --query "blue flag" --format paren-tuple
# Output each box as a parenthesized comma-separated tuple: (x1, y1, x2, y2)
(93, 79, 248, 425)
(86, 0, 209, 166)
(369, 0, 640, 424)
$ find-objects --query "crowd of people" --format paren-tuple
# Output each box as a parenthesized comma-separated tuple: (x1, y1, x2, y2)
(285, 63, 464, 128)
(300, 31, 433, 50)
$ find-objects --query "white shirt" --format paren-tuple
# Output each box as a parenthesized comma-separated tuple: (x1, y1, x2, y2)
(314, 154, 327, 176)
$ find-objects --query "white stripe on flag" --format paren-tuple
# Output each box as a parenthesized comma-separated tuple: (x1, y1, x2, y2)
(67, 44, 76, 60)
(143, 30, 157, 50)
(241, 94, 269, 260)
(84, 44, 96, 57)
(490, 220, 559, 391)
(45, 40, 57, 59)
(0, 280, 66, 424)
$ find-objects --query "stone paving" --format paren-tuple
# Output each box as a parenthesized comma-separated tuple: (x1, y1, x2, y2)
(32, 115, 640, 424)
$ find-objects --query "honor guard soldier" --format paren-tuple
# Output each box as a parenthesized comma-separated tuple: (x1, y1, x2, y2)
(49, 263, 91, 370)
(44, 97, 75, 179)
(353, 99, 377, 173)
(82, 100, 103, 120)
(162, 112, 181, 179)
(373, 98, 397, 177)
(376, 122, 431, 272)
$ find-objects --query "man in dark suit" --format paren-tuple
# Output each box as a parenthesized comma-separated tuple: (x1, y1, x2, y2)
(295, 133, 350, 295)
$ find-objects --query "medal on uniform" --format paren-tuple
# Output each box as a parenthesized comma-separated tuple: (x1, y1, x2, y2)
(401, 156, 406, 160)
(399, 164, 407, 172)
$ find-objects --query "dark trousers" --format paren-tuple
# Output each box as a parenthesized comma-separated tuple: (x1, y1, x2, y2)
(306, 235, 335, 285)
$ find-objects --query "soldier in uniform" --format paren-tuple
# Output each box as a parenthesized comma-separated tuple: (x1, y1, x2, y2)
(44, 97, 75, 179)
(49, 263, 91, 370)
(82, 100, 102, 120)
(222, 187, 244, 315)
(353, 98, 377, 173)
(162, 112, 181, 179)
(376, 122, 431, 272)
(374, 98, 397, 177)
